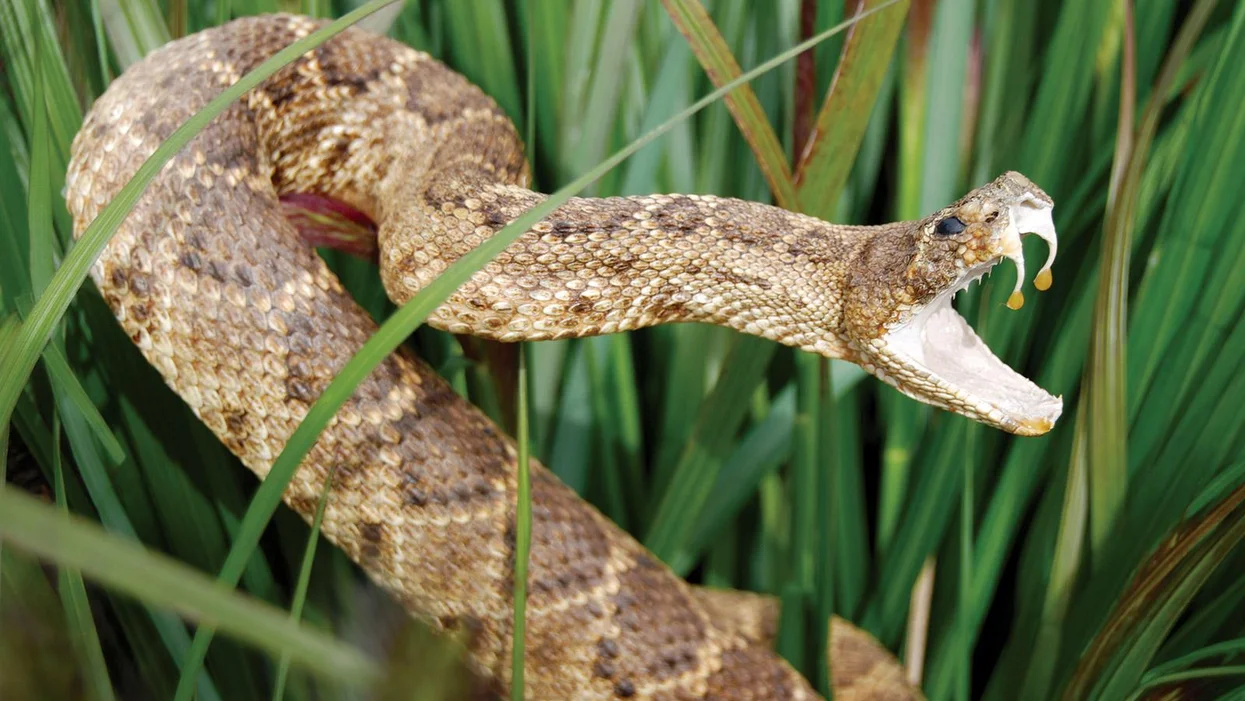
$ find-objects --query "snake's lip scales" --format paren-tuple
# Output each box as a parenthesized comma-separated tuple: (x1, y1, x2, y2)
(885, 263, 1063, 436)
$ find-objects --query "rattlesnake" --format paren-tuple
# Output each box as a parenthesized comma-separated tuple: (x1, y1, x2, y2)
(65, 13, 1060, 699)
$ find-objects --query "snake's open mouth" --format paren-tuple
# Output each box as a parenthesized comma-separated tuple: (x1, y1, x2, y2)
(883, 200, 1063, 436)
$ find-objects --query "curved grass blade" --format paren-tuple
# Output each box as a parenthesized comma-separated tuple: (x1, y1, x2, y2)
(179, 10, 875, 696)
(0, 485, 379, 688)
(1084, 0, 1136, 556)
(1127, 665, 1245, 700)
(1061, 485, 1245, 700)
(1141, 637, 1245, 691)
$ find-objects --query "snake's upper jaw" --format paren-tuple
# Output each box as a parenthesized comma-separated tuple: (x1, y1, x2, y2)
(881, 199, 1063, 436)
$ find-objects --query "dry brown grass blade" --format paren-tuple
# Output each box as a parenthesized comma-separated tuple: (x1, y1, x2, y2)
(1062, 485, 1245, 700)
(794, 0, 911, 220)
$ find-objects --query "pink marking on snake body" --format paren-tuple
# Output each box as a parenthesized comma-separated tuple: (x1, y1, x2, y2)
(279, 193, 378, 261)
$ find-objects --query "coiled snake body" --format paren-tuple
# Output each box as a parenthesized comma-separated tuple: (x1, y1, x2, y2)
(66, 14, 1062, 700)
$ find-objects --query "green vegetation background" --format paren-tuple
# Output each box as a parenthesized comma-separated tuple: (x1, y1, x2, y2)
(2, 1, 1244, 700)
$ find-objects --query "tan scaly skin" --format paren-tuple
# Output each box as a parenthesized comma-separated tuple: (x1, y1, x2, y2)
(65, 14, 1059, 700)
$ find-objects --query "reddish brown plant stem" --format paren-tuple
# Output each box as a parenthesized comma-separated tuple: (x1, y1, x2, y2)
(794, 0, 818, 158)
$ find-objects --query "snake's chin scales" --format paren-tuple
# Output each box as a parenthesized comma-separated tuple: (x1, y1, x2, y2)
(65, 12, 1059, 700)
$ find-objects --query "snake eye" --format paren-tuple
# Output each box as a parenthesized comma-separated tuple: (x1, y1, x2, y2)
(935, 216, 966, 236)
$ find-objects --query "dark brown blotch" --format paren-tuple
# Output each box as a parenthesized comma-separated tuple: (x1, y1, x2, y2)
(186, 230, 208, 251)
(287, 314, 315, 337)
(205, 260, 229, 283)
(129, 273, 152, 297)
(223, 409, 248, 433)
(360, 522, 383, 542)
(129, 301, 151, 323)
(264, 81, 298, 108)
(404, 488, 429, 507)
(180, 251, 203, 272)
(323, 70, 369, 94)
(593, 660, 615, 679)
(285, 378, 318, 403)
(393, 411, 422, 438)
(359, 522, 384, 559)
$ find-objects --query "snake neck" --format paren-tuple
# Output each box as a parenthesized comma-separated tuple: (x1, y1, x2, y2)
(374, 122, 882, 359)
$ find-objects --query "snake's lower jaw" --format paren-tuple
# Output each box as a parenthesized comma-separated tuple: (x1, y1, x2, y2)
(880, 267, 1063, 436)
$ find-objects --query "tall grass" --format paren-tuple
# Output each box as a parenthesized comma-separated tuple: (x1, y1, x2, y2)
(2, 1, 1244, 700)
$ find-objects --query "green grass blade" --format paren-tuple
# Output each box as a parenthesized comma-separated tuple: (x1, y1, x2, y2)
(1019, 409, 1089, 701)
(26, 23, 57, 299)
(440, 0, 522, 123)
(672, 383, 796, 575)
(1128, 665, 1245, 701)
(510, 346, 532, 701)
(0, 0, 83, 169)
(41, 343, 126, 465)
(569, 0, 642, 185)
(512, 12, 535, 692)
(1143, 637, 1245, 686)
(0, 485, 379, 688)
(98, 0, 171, 68)
(643, 338, 775, 561)
(545, 343, 593, 492)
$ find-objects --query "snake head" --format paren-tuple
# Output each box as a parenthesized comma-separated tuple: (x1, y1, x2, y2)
(844, 171, 1062, 436)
